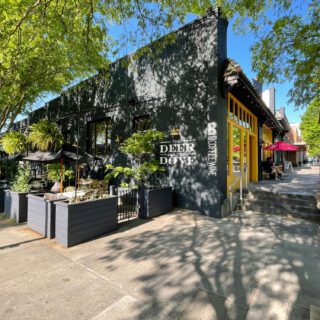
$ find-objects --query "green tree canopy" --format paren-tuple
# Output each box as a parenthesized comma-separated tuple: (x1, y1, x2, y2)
(0, 1, 318, 130)
(300, 99, 320, 156)
(105, 130, 166, 186)
(0, 130, 27, 155)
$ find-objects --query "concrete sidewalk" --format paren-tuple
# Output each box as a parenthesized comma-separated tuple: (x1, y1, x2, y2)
(249, 165, 320, 196)
(0, 209, 319, 320)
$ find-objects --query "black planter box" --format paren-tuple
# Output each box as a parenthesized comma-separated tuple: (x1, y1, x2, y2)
(4, 190, 30, 223)
(27, 194, 65, 238)
(140, 187, 173, 219)
(55, 196, 118, 248)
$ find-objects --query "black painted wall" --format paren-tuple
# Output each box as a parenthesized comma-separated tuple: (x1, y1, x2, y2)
(19, 8, 229, 217)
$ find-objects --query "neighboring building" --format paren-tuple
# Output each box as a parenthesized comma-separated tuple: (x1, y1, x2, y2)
(273, 107, 292, 164)
(13, 8, 284, 217)
(288, 123, 307, 166)
(262, 87, 275, 114)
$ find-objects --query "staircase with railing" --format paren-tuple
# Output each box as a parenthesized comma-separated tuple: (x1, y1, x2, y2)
(228, 163, 248, 214)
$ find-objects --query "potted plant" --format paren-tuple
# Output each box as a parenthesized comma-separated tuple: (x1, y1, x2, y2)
(4, 162, 31, 223)
(105, 130, 173, 219)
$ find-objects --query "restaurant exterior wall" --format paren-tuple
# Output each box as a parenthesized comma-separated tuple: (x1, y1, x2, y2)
(17, 8, 229, 217)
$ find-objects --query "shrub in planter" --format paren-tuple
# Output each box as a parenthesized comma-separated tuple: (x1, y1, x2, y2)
(105, 130, 172, 218)
(4, 163, 31, 223)
(54, 196, 118, 247)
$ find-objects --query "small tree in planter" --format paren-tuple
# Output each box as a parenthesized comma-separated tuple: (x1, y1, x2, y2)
(4, 163, 31, 223)
(105, 130, 173, 218)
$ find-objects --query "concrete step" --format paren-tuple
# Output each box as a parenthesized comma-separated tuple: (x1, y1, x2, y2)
(238, 204, 320, 222)
(247, 188, 316, 202)
(244, 193, 317, 208)
(242, 199, 320, 214)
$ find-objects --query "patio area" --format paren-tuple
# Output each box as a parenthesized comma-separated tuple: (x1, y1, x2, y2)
(0, 207, 319, 319)
(249, 165, 320, 197)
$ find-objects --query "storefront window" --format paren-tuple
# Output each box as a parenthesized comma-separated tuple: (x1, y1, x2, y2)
(88, 118, 112, 156)
(232, 126, 241, 175)
(262, 125, 273, 161)
(133, 115, 152, 132)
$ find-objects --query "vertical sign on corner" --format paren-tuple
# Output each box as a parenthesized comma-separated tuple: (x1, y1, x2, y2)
(207, 122, 217, 176)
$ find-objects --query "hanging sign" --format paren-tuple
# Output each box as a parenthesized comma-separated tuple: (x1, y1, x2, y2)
(207, 122, 217, 176)
(159, 140, 196, 166)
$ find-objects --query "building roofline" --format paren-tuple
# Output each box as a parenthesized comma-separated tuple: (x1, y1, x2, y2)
(224, 59, 282, 132)
(17, 6, 227, 121)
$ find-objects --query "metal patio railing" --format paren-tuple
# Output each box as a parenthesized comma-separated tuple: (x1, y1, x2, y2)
(229, 163, 248, 214)
(116, 188, 138, 221)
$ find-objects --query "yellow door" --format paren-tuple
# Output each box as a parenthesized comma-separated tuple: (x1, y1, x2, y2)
(227, 93, 258, 193)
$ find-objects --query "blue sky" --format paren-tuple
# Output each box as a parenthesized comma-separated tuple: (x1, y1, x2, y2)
(25, 9, 305, 124)
(227, 26, 304, 123)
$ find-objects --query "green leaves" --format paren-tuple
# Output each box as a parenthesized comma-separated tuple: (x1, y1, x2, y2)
(300, 99, 320, 156)
(11, 162, 31, 192)
(46, 163, 73, 182)
(0, 0, 111, 130)
(105, 130, 166, 186)
(1, 0, 318, 128)
(0, 131, 27, 155)
(28, 119, 64, 151)
(119, 130, 166, 159)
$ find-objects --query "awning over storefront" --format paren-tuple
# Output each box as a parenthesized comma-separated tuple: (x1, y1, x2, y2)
(224, 59, 282, 133)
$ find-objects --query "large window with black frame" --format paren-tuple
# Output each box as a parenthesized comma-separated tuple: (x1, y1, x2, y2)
(88, 118, 112, 156)
(133, 115, 151, 132)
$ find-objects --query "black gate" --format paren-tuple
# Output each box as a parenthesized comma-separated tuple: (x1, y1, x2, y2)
(117, 188, 138, 221)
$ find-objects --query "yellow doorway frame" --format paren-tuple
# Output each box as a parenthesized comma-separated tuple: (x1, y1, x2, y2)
(227, 93, 258, 193)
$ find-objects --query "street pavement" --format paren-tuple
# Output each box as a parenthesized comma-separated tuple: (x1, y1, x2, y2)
(0, 207, 319, 319)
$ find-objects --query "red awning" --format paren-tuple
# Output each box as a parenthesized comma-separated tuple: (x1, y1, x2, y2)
(264, 141, 299, 151)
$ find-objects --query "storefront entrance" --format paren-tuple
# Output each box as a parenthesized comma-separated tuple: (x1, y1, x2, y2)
(227, 93, 258, 192)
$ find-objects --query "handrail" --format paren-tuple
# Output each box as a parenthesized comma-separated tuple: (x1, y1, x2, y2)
(229, 163, 248, 214)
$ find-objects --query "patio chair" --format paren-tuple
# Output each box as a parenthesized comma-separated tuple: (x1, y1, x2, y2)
(64, 186, 76, 193)
(78, 178, 92, 191)
(94, 188, 107, 198)
(90, 179, 101, 189)
(99, 180, 107, 188)
(81, 190, 95, 200)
